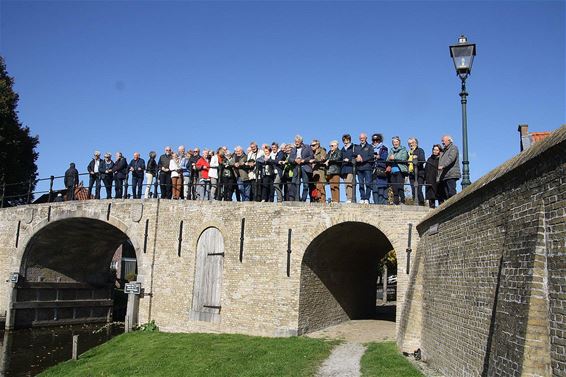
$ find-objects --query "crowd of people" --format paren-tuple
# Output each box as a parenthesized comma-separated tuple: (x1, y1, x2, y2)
(64, 133, 462, 208)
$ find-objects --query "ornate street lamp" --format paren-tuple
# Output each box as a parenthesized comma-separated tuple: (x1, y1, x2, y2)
(450, 35, 476, 188)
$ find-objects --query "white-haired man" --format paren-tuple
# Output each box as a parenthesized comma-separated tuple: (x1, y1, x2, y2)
(438, 135, 461, 202)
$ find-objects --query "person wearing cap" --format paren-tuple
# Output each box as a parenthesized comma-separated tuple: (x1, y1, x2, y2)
(128, 152, 146, 199)
(387, 136, 409, 205)
(64, 162, 79, 201)
(99, 153, 114, 199)
(87, 151, 102, 199)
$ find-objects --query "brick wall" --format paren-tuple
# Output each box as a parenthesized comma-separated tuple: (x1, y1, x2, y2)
(402, 125, 566, 376)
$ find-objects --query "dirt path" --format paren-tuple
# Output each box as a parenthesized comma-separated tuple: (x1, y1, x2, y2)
(308, 320, 396, 377)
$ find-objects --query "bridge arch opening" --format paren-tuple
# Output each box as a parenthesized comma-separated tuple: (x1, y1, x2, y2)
(298, 221, 394, 335)
(13, 217, 137, 328)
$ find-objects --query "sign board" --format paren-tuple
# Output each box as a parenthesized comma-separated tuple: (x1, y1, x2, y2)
(428, 223, 439, 235)
(124, 282, 142, 295)
(10, 273, 19, 283)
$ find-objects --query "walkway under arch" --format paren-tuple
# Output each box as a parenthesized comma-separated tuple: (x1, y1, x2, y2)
(298, 221, 394, 335)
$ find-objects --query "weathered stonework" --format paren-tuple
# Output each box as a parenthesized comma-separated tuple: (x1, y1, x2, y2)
(399, 124, 566, 376)
(0, 200, 428, 337)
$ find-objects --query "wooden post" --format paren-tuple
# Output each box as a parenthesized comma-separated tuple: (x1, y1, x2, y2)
(382, 264, 388, 305)
(72, 335, 78, 360)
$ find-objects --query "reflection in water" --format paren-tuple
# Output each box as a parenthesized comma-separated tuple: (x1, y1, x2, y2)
(0, 324, 123, 377)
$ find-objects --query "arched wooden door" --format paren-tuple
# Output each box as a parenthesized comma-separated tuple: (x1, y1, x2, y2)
(189, 227, 224, 323)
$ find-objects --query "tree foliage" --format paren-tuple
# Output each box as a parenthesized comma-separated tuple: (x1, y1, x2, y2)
(0, 56, 39, 206)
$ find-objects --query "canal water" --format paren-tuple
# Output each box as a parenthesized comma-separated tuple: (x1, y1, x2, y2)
(0, 323, 123, 376)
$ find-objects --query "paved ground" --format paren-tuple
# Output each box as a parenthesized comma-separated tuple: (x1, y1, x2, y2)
(305, 319, 396, 343)
(316, 342, 366, 377)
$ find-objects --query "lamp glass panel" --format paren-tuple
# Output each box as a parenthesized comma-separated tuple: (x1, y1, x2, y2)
(451, 45, 475, 69)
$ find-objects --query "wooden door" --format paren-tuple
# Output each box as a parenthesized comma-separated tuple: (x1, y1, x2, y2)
(189, 227, 224, 323)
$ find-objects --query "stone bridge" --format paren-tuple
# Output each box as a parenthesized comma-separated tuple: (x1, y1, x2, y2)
(0, 200, 428, 338)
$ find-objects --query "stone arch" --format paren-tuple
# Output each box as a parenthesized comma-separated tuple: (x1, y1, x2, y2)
(297, 221, 395, 334)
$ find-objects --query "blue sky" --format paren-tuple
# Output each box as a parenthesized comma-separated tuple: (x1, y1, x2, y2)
(1, 0, 564, 192)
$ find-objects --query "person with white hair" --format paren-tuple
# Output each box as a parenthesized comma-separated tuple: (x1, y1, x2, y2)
(289, 134, 314, 201)
(407, 137, 426, 206)
(438, 135, 461, 202)
(387, 136, 409, 205)
(99, 152, 114, 199)
(87, 151, 102, 199)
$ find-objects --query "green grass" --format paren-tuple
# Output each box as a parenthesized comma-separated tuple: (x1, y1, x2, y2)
(361, 342, 424, 377)
(39, 332, 335, 377)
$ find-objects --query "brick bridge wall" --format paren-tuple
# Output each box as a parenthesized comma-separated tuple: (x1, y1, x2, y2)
(0, 200, 428, 336)
(399, 125, 566, 376)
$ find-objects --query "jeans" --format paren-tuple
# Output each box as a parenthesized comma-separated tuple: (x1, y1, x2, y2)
(102, 175, 112, 199)
(183, 176, 191, 199)
(88, 173, 101, 199)
(237, 178, 251, 201)
(371, 179, 388, 205)
(356, 169, 372, 201)
(197, 179, 210, 200)
(439, 178, 457, 202)
(131, 175, 143, 199)
(291, 169, 311, 201)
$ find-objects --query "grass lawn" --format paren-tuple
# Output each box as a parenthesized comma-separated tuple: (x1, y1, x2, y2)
(39, 331, 335, 377)
(361, 342, 423, 377)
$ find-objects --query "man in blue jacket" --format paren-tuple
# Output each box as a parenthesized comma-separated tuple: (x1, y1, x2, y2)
(354, 133, 374, 204)
(112, 152, 128, 199)
(128, 152, 146, 199)
(289, 135, 314, 201)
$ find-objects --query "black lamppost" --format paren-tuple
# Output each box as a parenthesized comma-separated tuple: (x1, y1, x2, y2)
(449, 35, 476, 188)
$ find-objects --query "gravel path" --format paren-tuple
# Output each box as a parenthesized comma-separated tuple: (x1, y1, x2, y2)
(316, 342, 366, 377)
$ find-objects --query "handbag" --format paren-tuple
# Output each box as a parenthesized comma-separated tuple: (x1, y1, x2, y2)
(373, 166, 387, 178)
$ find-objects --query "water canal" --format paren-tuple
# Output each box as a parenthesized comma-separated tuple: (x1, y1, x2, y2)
(0, 323, 123, 376)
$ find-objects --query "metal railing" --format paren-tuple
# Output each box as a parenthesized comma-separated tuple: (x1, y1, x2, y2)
(0, 159, 435, 207)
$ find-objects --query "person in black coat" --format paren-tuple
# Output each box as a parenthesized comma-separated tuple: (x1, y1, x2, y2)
(99, 153, 114, 199)
(64, 162, 79, 200)
(128, 152, 146, 199)
(87, 151, 102, 199)
(112, 152, 128, 199)
(289, 135, 314, 202)
(425, 144, 442, 208)
(354, 133, 374, 204)
(157, 146, 173, 199)
(144, 151, 158, 199)
(340, 134, 355, 203)
(408, 137, 426, 206)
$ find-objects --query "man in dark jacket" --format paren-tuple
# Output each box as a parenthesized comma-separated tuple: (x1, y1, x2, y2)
(112, 152, 128, 199)
(129, 152, 146, 199)
(64, 163, 79, 200)
(354, 133, 374, 204)
(99, 153, 114, 199)
(408, 137, 426, 206)
(438, 135, 461, 202)
(271, 142, 286, 202)
(371, 133, 389, 205)
(157, 146, 172, 199)
(87, 151, 102, 199)
(340, 134, 355, 203)
(289, 135, 314, 201)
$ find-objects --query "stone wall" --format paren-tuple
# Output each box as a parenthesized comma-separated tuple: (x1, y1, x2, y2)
(400, 125, 566, 376)
(0, 200, 428, 337)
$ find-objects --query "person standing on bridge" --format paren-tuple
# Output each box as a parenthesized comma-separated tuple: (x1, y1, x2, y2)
(87, 151, 102, 199)
(128, 152, 145, 199)
(340, 134, 355, 203)
(325, 140, 343, 203)
(407, 137, 426, 206)
(113, 152, 128, 199)
(144, 151, 158, 199)
(437, 135, 461, 203)
(99, 153, 114, 199)
(370, 134, 388, 205)
(354, 132, 374, 204)
(387, 136, 409, 205)
(64, 162, 79, 201)
(425, 144, 442, 208)
(289, 135, 314, 202)
(158, 146, 172, 199)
